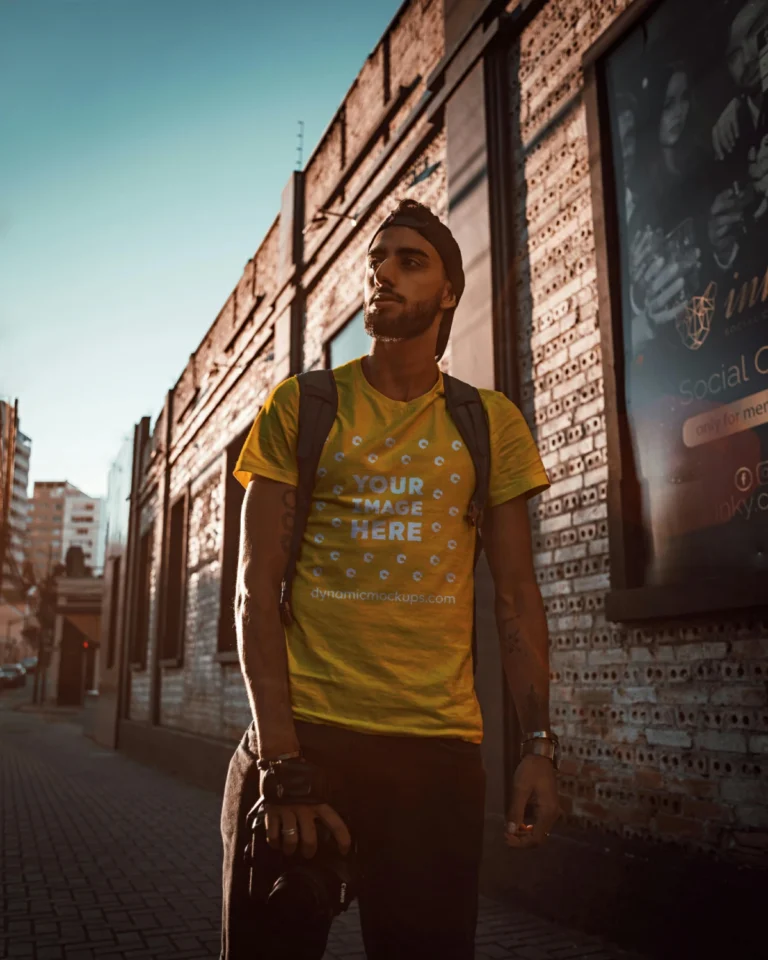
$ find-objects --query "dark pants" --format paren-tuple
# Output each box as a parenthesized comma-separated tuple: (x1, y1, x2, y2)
(220, 720, 486, 960)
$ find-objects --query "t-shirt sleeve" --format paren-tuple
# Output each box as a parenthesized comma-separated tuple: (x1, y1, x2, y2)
(481, 390, 550, 507)
(233, 377, 300, 489)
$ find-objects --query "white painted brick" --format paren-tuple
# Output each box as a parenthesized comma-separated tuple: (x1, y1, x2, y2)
(674, 642, 729, 662)
(709, 686, 766, 707)
(551, 474, 584, 496)
(613, 687, 658, 704)
(647, 728, 693, 749)
(575, 396, 605, 423)
(568, 329, 601, 360)
(553, 372, 586, 400)
(555, 614, 594, 632)
(584, 465, 608, 487)
(552, 650, 588, 666)
(695, 731, 748, 754)
(572, 503, 607, 525)
(537, 348, 569, 376)
(588, 647, 626, 665)
(540, 513, 573, 533)
(574, 572, 610, 593)
(554, 543, 587, 562)
(540, 580, 573, 597)
(559, 435, 594, 462)
(540, 411, 573, 440)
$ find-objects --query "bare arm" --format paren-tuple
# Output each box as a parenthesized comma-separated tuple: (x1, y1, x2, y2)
(482, 494, 559, 847)
(235, 474, 352, 859)
(235, 475, 300, 760)
(482, 495, 550, 733)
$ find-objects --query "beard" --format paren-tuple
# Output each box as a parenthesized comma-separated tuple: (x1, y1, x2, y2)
(363, 291, 442, 343)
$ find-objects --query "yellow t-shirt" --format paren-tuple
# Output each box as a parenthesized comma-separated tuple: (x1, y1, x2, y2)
(235, 357, 549, 743)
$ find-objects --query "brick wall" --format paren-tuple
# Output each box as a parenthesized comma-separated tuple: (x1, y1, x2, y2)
(514, 0, 768, 861)
(119, 0, 767, 865)
(127, 0, 446, 746)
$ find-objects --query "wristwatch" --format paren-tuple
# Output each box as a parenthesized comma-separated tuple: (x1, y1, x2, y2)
(520, 730, 560, 770)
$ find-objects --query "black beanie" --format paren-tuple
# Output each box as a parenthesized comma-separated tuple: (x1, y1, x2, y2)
(369, 200, 464, 360)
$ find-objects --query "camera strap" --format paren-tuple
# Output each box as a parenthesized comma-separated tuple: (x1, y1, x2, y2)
(258, 756, 330, 806)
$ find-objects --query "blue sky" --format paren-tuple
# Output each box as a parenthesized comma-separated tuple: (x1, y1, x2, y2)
(0, 0, 399, 498)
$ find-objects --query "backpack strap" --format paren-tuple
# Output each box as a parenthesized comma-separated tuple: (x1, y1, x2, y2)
(442, 373, 491, 676)
(280, 369, 338, 626)
(442, 374, 491, 533)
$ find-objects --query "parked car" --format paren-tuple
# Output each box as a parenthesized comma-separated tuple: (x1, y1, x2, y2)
(0, 663, 27, 689)
(21, 656, 38, 674)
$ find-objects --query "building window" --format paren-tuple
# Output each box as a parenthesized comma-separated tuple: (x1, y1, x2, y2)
(131, 527, 153, 669)
(106, 555, 121, 670)
(327, 309, 369, 368)
(218, 428, 249, 654)
(76, 527, 88, 535)
(161, 492, 189, 663)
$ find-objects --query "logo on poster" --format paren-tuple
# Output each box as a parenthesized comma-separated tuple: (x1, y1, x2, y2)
(677, 282, 716, 350)
(735, 466, 753, 492)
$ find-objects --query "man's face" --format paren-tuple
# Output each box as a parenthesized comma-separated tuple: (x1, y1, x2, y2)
(727, 0, 768, 94)
(363, 225, 454, 344)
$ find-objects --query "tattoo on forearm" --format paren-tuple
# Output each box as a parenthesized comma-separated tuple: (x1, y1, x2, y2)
(279, 489, 297, 555)
(502, 617, 523, 656)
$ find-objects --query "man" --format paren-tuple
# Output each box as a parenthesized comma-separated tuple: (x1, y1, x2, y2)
(220, 199, 559, 959)
(709, 0, 768, 272)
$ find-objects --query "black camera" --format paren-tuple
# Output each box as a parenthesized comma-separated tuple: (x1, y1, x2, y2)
(244, 796, 357, 960)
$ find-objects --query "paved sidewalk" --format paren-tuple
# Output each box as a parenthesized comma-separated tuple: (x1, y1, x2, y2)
(0, 697, 645, 960)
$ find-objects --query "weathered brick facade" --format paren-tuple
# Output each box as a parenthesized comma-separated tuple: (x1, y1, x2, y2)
(105, 4, 767, 936)
(509, 0, 768, 864)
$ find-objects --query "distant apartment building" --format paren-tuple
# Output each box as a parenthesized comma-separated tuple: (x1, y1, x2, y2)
(1, 400, 31, 598)
(61, 494, 105, 575)
(28, 481, 83, 582)
(10, 430, 32, 573)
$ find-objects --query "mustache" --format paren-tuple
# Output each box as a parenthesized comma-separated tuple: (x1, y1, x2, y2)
(371, 288, 404, 302)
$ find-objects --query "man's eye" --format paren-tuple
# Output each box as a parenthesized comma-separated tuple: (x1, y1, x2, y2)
(404, 258, 421, 267)
(368, 259, 380, 269)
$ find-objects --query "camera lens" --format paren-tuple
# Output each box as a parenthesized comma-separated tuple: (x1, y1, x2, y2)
(264, 869, 334, 960)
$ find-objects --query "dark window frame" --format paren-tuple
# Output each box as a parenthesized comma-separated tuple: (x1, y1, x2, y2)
(130, 525, 153, 670)
(106, 554, 121, 670)
(582, 0, 768, 620)
(159, 488, 190, 667)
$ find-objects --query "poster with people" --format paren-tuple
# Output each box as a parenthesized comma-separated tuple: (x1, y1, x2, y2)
(605, 0, 768, 588)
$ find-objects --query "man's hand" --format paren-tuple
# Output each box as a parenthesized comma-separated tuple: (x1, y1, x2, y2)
(503, 755, 560, 850)
(712, 97, 740, 160)
(708, 187, 744, 264)
(643, 254, 700, 327)
(264, 801, 351, 859)
(748, 134, 768, 211)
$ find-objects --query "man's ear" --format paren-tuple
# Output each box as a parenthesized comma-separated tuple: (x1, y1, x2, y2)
(441, 282, 457, 310)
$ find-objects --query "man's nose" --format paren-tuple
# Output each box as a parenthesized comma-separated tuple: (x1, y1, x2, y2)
(374, 257, 398, 288)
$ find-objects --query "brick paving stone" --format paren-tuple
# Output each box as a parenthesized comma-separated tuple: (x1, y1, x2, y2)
(1, 699, 649, 960)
